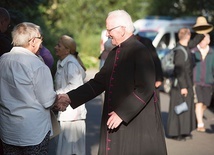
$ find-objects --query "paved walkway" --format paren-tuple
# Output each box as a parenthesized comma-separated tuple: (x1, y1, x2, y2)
(49, 69, 214, 155)
(85, 69, 214, 155)
(161, 93, 214, 155)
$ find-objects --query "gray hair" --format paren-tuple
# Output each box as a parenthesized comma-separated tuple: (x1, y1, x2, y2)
(108, 10, 134, 33)
(12, 22, 41, 47)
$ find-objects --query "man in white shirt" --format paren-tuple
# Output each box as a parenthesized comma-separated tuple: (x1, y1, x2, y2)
(0, 22, 69, 155)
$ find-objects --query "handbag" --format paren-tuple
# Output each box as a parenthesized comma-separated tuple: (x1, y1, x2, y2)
(174, 101, 188, 115)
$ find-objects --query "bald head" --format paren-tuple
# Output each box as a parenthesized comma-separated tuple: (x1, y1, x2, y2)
(0, 7, 10, 33)
(0, 7, 10, 21)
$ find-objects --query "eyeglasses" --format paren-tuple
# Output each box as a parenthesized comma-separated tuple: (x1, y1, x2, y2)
(29, 36, 43, 42)
(34, 36, 43, 41)
(106, 26, 121, 33)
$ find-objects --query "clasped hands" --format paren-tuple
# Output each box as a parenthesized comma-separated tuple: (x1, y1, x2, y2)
(53, 94, 71, 111)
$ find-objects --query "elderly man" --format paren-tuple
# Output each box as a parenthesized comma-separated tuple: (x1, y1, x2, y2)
(0, 22, 69, 155)
(59, 10, 167, 155)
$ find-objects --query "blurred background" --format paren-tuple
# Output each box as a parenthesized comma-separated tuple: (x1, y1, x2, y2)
(1, 2, 214, 154)
(1, 0, 214, 70)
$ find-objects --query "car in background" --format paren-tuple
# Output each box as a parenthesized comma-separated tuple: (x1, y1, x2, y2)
(134, 17, 197, 93)
(100, 17, 198, 93)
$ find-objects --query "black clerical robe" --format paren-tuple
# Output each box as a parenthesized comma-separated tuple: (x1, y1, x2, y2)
(68, 35, 167, 155)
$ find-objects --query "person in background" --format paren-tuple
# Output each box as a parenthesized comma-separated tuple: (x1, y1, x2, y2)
(0, 22, 68, 155)
(191, 16, 214, 132)
(0, 9, 16, 153)
(57, 10, 167, 155)
(98, 38, 115, 102)
(0, 7, 12, 56)
(34, 28, 54, 70)
(167, 27, 205, 141)
(54, 35, 87, 155)
(38, 45, 54, 69)
(193, 33, 214, 132)
(99, 38, 115, 69)
(135, 31, 164, 108)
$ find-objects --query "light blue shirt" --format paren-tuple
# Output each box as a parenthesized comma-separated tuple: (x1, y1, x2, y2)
(0, 47, 56, 146)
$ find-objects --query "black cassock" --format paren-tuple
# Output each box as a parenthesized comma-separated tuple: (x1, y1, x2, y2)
(167, 44, 196, 137)
(68, 36, 167, 155)
(167, 34, 205, 138)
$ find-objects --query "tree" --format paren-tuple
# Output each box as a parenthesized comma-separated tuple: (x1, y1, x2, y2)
(1, 0, 213, 69)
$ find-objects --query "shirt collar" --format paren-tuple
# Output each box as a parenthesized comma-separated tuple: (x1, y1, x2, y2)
(11, 47, 38, 58)
(58, 54, 74, 67)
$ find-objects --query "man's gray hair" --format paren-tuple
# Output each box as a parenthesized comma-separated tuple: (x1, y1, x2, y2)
(12, 22, 41, 47)
(108, 10, 134, 33)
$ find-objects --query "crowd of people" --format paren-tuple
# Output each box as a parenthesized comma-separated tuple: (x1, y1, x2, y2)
(0, 6, 213, 155)
(167, 16, 214, 141)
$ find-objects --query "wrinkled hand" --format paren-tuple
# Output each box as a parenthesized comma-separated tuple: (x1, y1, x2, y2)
(53, 94, 71, 111)
(107, 111, 123, 129)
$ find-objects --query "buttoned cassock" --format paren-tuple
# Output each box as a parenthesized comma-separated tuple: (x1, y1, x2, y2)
(67, 36, 167, 155)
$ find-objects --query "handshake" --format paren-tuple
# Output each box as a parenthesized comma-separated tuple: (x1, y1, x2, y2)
(53, 94, 71, 111)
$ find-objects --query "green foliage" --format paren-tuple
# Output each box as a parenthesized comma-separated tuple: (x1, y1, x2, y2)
(1, 0, 214, 70)
(76, 32, 101, 69)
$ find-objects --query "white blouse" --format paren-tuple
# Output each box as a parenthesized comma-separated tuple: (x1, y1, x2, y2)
(54, 54, 87, 121)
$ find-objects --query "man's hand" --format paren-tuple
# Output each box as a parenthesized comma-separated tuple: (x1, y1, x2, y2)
(53, 94, 71, 111)
(107, 111, 123, 129)
(181, 88, 188, 97)
(155, 81, 162, 88)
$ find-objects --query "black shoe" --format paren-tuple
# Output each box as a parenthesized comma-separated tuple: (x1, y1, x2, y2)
(170, 136, 186, 141)
(182, 134, 192, 140)
(177, 135, 186, 141)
